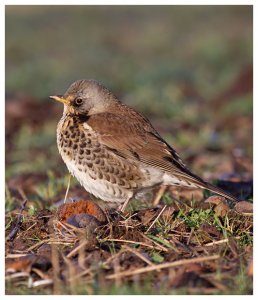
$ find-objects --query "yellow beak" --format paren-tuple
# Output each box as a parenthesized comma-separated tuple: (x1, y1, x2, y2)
(49, 95, 70, 105)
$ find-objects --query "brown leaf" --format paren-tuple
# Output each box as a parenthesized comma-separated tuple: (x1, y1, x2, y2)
(205, 196, 230, 217)
(214, 201, 230, 217)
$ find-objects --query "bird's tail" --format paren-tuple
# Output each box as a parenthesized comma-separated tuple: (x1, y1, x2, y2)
(196, 181, 239, 203)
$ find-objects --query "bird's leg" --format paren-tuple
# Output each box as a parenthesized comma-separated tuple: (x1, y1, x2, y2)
(64, 173, 71, 203)
(119, 197, 132, 213)
(152, 185, 167, 206)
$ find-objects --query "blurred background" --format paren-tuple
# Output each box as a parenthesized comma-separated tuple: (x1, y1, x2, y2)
(5, 6, 252, 208)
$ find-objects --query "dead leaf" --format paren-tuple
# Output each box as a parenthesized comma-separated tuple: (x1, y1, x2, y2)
(204, 196, 230, 217)
(214, 201, 230, 217)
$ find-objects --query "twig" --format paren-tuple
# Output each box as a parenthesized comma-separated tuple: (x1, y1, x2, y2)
(145, 205, 167, 234)
(8, 189, 28, 240)
(106, 255, 220, 279)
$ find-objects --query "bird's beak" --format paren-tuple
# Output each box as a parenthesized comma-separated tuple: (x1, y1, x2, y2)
(50, 95, 70, 105)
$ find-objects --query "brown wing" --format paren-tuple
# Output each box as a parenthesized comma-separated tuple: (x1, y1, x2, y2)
(86, 112, 203, 182)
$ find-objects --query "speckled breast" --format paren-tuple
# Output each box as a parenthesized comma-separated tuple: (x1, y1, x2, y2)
(57, 114, 145, 203)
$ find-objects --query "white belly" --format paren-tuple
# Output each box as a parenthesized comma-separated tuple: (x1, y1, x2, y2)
(63, 156, 132, 203)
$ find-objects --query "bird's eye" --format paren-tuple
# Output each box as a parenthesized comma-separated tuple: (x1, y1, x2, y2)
(74, 97, 83, 106)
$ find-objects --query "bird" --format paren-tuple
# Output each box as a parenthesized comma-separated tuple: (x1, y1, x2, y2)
(50, 79, 239, 212)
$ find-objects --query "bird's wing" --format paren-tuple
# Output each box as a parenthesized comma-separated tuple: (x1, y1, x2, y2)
(86, 112, 203, 183)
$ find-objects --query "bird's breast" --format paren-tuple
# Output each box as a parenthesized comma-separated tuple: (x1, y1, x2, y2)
(56, 115, 148, 202)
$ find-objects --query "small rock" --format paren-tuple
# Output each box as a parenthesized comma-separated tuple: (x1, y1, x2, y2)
(235, 201, 253, 214)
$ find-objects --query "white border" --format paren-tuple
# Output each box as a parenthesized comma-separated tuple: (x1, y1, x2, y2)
(2, 1, 255, 299)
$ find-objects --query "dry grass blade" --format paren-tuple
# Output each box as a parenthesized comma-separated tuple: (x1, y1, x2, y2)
(140, 232, 168, 252)
(101, 238, 159, 250)
(67, 268, 92, 282)
(123, 245, 154, 266)
(31, 279, 53, 288)
(5, 254, 30, 259)
(5, 271, 30, 280)
(204, 237, 241, 247)
(66, 240, 89, 258)
(31, 267, 49, 280)
(64, 173, 71, 203)
(145, 205, 167, 234)
(106, 255, 220, 279)
(26, 239, 52, 252)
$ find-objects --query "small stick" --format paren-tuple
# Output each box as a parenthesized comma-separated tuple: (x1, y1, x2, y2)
(106, 254, 220, 279)
(8, 189, 28, 240)
(145, 205, 167, 234)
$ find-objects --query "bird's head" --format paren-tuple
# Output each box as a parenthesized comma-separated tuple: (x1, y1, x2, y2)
(50, 79, 117, 116)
